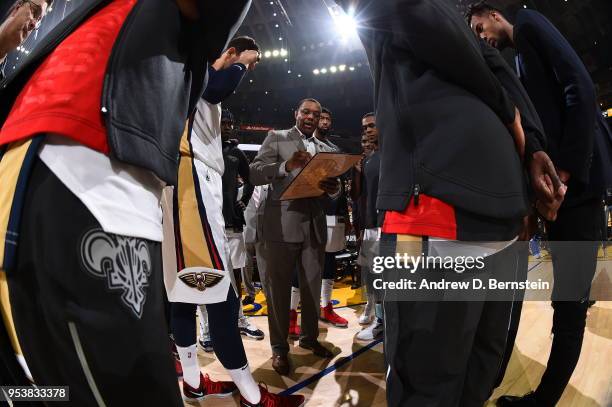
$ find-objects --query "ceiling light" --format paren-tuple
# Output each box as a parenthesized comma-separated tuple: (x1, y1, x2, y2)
(349, 66, 355, 71)
(280, 48, 288, 57)
(313, 69, 320, 75)
(330, 66, 337, 73)
(288, 70, 292, 74)
(264, 50, 272, 58)
(272, 50, 280, 57)
(321, 68, 328, 74)
(339, 64, 346, 71)
(333, 9, 358, 40)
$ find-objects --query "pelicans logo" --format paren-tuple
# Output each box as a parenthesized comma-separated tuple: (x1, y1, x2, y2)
(178, 270, 224, 291)
(80, 229, 152, 319)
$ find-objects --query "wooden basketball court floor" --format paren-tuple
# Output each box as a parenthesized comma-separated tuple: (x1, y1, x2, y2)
(183, 256, 612, 407)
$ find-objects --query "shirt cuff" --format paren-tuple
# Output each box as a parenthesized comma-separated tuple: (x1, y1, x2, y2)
(278, 161, 289, 177)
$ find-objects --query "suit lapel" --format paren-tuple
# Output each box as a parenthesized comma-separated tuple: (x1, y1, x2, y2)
(287, 127, 306, 152)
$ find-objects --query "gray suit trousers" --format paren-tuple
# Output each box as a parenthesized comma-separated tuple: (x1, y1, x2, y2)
(256, 223, 325, 356)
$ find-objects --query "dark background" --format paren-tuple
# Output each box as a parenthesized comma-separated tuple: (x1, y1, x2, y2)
(3, 0, 611, 151)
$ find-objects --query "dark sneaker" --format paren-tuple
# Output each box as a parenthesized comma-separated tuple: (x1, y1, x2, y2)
(182, 373, 237, 401)
(239, 317, 265, 340)
(240, 384, 305, 407)
(198, 337, 213, 353)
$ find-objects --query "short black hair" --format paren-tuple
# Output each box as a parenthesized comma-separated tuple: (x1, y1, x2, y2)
(296, 98, 321, 110)
(227, 36, 260, 54)
(465, 1, 502, 25)
(321, 107, 332, 117)
(362, 112, 375, 120)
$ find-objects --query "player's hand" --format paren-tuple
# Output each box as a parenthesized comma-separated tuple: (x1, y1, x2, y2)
(237, 50, 260, 70)
(285, 151, 312, 172)
(320, 177, 340, 195)
(235, 201, 246, 211)
(557, 169, 571, 183)
(529, 151, 566, 221)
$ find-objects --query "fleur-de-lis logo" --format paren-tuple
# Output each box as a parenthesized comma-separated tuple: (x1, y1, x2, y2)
(80, 229, 152, 319)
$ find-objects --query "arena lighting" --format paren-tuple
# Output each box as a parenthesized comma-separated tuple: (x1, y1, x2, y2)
(280, 48, 288, 57)
(264, 50, 272, 58)
(313, 69, 320, 75)
(321, 68, 328, 74)
(272, 50, 280, 57)
(330, 66, 338, 73)
(328, 4, 358, 42)
(349, 66, 355, 71)
(339, 64, 346, 71)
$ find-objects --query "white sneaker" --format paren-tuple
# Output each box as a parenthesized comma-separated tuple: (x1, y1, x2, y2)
(356, 319, 383, 341)
(359, 302, 375, 325)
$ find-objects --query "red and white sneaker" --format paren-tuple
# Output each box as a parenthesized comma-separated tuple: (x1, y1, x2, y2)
(182, 373, 237, 401)
(240, 384, 305, 407)
(288, 309, 301, 338)
(320, 303, 348, 327)
(174, 358, 183, 378)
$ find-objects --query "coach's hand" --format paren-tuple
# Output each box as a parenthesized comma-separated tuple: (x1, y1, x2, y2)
(285, 151, 312, 172)
(319, 177, 340, 195)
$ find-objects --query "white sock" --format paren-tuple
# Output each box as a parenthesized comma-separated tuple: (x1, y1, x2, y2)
(177, 344, 200, 388)
(198, 305, 209, 339)
(228, 364, 261, 404)
(290, 286, 301, 311)
(321, 279, 334, 307)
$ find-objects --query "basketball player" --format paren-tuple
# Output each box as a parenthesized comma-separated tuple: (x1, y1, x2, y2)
(167, 36, 304, 407)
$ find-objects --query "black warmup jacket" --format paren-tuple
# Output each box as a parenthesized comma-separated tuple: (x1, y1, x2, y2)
(337, 0, 527, 239)
(0, 0, 251, 185)
(222, 140, 254, 231)
(514, 9, 612, 204)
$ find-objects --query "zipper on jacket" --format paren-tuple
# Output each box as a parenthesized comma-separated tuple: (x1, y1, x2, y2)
(100, 1, 141, 125)
(413, 184, 420, 206)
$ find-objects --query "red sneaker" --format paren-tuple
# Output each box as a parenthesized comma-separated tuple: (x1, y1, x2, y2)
(182, 373, 237, 401)
(240, 384, 305, 407)
(174, 358, 183, 378)
(288, 309, 301, 338)
(320, 303, 348, 327)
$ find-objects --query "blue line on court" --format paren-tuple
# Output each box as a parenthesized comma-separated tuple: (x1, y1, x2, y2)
(280, 338, 384, 396)
(528, 261, 542, 273)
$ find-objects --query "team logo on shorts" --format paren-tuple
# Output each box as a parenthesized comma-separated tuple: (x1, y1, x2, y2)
(179, 270, 224, 291)
(80, 229, 152, 319)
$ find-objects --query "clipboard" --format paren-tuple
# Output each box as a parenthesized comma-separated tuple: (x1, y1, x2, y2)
(279, 152, 361, 200)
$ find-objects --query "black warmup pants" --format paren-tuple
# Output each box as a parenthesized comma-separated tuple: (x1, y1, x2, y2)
(383, 236, 520, 407)
(1, 159, 182, 406)
(533, 199, 603, 406)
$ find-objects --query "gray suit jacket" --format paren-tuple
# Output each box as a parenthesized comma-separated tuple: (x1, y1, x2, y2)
(250, 127, 329, 244)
